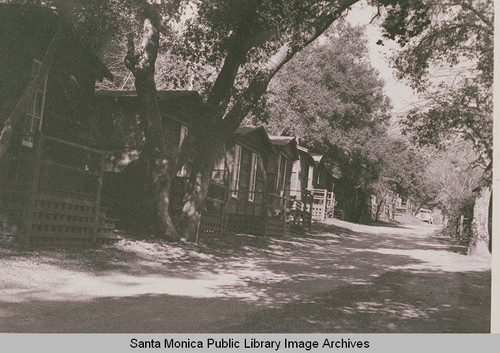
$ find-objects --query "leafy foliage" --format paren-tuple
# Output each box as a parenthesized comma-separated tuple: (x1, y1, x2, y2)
(380, 0, 493, 171)
(256, 22, 432, 209)
(260, 22, 390, 143)
(426, 142, 482, 245)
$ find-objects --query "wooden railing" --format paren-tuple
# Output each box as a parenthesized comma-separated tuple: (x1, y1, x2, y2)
(287, 189, 313, 232)
(2, 133, 115, 244)
(180, 182, 314, 238)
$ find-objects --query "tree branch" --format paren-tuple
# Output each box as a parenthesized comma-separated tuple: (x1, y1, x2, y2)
(203, 0, 264, 123)
(221, 0, 360, 134)
(446, 0, 494, 31)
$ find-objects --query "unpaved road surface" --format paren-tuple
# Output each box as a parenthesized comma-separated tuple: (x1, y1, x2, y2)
(0, 219, 491, 332)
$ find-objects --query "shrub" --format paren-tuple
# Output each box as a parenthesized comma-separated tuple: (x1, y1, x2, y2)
(442, 196, 475, 246)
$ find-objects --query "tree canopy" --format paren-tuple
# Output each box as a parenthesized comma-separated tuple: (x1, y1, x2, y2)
(257, 22, 433, 216)
(380, 0, 493, 171)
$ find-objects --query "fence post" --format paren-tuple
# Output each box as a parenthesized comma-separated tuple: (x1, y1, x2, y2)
(459, 214, 464, 239)
(21, 132, 45, 245)
(282, 195, 287, 236)
(322, 190, 327, 221)
(263, 190, 269, 237)
(91, 152, 106, 245)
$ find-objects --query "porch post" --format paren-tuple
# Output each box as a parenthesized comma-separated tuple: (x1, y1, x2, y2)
(91, 152, 106, 245)
(22, 132, 45, 245)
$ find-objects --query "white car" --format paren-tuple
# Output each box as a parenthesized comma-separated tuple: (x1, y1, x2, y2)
(417, 208, 434, 224)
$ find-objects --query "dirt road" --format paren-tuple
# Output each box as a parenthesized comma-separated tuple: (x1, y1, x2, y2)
(0, 219, 491, 332)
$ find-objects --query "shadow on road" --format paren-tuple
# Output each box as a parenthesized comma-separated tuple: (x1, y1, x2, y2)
(0, 219, 491, 333)
(213, 270, 491, 333)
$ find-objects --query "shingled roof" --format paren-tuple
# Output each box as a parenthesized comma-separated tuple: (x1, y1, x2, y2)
(234, 125, 275, 153)
(268, 135, 296, 146)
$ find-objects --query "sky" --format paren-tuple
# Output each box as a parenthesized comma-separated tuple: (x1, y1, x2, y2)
(345, 1, 419, 117)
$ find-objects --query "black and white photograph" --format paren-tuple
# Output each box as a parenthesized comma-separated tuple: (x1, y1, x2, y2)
(0, 0, 495, 336)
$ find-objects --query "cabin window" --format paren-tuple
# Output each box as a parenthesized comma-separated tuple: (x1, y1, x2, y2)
(212, 154, 226, 183)
(177, 125, 189, 177)
(22, 59, 48, 148)
(276, 153, 288, 191)
(248, 152, 258, 202)
(231, 144, 242, 197)
(307, 166, 314, 189)
(291, 160, 300, 192)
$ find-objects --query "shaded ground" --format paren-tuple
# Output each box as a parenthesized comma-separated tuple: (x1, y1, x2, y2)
(0, 218, 491, 332)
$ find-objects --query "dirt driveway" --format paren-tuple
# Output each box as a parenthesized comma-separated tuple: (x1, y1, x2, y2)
(0, 219, 491, 332)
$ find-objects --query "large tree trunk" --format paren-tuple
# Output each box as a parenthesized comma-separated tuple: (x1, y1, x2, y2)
(374, 193, 387, 222)
(178, 155, 216, 241)
(148, 0, 358, 241)
(468, 185, 491, 256)
(177, 131, 225, 241)
(125, 5, 179, 241)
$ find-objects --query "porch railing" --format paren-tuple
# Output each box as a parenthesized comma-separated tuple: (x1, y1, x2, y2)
(1, 133, 115, 244)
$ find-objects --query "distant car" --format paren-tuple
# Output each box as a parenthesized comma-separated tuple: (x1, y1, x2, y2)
(417, 208, 434, 224)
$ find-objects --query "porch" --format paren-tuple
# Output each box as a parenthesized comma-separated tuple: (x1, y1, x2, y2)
(198, 187, 313, 238)
(311, 188, 335, 221)
(0, 133, 117, 244)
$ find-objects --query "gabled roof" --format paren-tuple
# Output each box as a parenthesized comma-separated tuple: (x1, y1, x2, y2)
(234, 125, 275, 154)
(268, 135, 295, 146)
(269, 135, 298, 160)
(296, 145, 315, 165)
(311, 154, 324, 163)
(234, 125, 263, 136)
(95, 90, 204, 127)
(296, 145, 309, 153)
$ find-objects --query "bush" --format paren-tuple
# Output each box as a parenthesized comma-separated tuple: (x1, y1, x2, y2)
(442, 196, 475, 246)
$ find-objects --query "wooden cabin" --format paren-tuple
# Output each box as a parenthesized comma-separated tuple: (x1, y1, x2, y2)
(267, 136, 314, 234)
(93, 90, 204, 232)
(80, 87, 313, 238)
(268, 136, 314, 233)
(267, 136, 297, 198)
(309, 154, 336, 221)
(370, 190, 399, 221)
(202, 129, 313, 237)
(290, 145, 315, 199)
(0, 4, 116, 244)
(201, 126, 276, 236)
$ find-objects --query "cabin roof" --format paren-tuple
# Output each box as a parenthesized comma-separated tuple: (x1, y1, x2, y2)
(0, 4, 112, 81)
(311, 154, 324, 163)
(95, 90, 204, 127)
(296, 145, 315, 165)
(268, 135, 296, 146)
(234, 125, 262, 135)
(269, 135, 298, 160)
(234, 125, 275, 154)
(296, 145, 309, 153)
